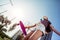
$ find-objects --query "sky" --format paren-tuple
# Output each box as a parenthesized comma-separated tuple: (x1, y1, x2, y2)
(0, 0, 60, 40)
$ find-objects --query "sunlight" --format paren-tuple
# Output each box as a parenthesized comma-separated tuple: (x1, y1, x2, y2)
(9, 5, 26, 22)
(3, 5, 27, 37)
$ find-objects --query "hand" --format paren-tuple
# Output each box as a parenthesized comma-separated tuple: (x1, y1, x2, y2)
(58, 32, 60, 36)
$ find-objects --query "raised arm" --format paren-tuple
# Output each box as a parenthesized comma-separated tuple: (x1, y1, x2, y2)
(50, 25, 60, 36)
(25, 24, 36, 29)
(25, 22, 41, 29)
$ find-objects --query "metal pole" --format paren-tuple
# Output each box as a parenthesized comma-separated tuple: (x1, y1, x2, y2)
(9, 0, 13, 6)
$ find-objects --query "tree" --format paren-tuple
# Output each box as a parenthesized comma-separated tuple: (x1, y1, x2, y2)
(0, 15, 12, 40)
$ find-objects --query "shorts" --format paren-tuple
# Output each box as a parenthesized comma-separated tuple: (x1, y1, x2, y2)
(34, 23, 45, 35)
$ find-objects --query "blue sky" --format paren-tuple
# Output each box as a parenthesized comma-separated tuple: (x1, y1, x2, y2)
(0, 0, 60, 40)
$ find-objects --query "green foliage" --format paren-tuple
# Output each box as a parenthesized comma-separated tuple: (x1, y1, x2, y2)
(0, 37, 3, 40)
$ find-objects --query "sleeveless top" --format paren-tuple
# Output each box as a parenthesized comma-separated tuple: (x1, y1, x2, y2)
(41, 19, 51, 33)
